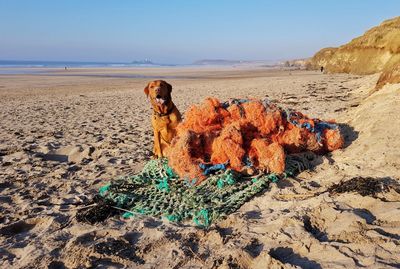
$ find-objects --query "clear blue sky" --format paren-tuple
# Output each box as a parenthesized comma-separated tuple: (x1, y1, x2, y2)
(0, 0, 399, 64)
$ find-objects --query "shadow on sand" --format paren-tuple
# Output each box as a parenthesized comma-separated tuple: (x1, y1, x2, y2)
(338, 123, 359, 149)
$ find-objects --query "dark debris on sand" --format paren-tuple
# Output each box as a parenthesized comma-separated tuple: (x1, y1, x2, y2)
(328, 176, 400, 198)
(94, 238, 144, 264)
(76, 196, 118, 224)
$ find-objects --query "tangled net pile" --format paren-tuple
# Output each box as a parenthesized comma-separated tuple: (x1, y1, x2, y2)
(166, 98, 343, 184)
(78, 98, 344, 226)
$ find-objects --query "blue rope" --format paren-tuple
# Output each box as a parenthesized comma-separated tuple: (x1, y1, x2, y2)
(199, 162, 229, 175)
(314, 122, 338, 143)
(221, 98, 250, 109)
(284, 110, 339, 143)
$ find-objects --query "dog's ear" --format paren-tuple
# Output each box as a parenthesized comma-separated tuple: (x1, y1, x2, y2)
(166, 82, 172, 94)
(144, 84, 149, 97)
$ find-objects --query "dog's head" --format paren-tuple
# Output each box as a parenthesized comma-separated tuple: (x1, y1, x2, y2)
(144, 80, 173, 115)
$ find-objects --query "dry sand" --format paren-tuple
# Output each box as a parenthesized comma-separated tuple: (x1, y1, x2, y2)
(0, 67, 399, 268)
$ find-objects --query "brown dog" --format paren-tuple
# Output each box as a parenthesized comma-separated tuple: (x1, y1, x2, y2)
(144, 80, 181, 158)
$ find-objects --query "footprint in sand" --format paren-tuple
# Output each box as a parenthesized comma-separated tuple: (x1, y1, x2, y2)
(0, 220, 36, 238)
(0, 217, 53, 239)
(38, 145, 96, 164)
(269, 246, 322, 269)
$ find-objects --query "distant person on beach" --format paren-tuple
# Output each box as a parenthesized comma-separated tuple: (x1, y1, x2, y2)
(320, 66, 324, 73)
(65, 66, 67, 70)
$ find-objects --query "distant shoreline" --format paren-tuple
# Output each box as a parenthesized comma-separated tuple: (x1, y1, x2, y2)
(0, 59, 286, 69)
(0, 60, 179, 69)
(0, 63, 291, 75)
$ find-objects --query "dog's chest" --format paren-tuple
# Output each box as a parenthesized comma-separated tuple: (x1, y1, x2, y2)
(152, 114, 171, 129)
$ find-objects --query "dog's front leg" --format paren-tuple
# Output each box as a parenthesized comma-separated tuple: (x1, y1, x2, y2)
(153, 129, 163, 158)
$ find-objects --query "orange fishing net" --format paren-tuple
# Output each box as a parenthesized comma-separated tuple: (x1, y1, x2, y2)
(166, 98, 344, 183)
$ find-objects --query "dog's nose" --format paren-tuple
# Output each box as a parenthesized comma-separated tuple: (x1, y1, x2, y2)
(156, 94, 162, 99)
(155, 87, 161, 94)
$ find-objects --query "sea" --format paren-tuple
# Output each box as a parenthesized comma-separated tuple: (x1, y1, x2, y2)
(0, 60, 177, 75)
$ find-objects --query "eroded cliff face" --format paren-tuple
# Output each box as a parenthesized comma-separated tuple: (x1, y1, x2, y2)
(307, 16, 400, 89)
(376, 54, 400, 89)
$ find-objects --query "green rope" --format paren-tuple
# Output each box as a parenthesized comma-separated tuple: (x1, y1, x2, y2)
(122, 212, 135, 219)
(193, 209, 210, 227)
(99, 183, 111, 196)
(156, 178, 170, 192)
(216, 170, 236, 189)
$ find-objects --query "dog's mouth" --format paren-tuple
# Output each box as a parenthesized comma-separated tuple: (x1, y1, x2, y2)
(154, 94, 171, 106)
(155, 95, 167, 105)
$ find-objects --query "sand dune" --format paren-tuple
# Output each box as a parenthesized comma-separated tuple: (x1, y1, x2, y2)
(307, 16, 400, 90)
(0, 67, 399, 268)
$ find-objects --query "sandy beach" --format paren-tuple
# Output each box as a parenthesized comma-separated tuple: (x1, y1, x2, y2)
(1, 67, 399, 268)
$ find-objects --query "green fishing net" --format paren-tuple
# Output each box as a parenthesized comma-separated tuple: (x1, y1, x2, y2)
(91, 155, 309, 227)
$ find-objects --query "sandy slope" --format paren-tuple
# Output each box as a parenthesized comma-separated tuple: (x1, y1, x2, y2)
(307, 16, 400, 89)
(0, 67, 399, 268)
